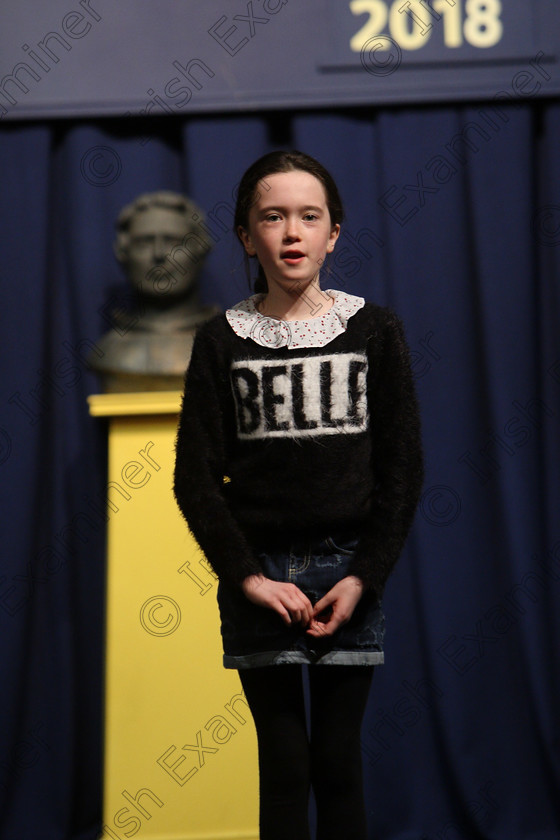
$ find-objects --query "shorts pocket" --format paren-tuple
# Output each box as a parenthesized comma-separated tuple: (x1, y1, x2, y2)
(325, 535, 359, 556)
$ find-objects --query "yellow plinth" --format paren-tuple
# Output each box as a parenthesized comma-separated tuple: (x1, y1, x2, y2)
(88, 392, 258, 840)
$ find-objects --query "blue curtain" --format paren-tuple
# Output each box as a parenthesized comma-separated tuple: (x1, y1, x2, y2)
(1, 101, 559, 839)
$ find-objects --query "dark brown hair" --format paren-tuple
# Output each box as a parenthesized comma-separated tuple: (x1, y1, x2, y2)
(234, 150, 344, 294)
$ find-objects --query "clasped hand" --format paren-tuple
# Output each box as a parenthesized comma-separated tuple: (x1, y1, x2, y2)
(241, 574, 364, 637)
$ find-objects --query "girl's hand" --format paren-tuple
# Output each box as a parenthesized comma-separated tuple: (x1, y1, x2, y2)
(306, 576, 364, 638)
(241, 574, 314, 627)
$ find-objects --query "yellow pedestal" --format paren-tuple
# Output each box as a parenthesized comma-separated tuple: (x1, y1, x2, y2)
(88, 392, 258, 840)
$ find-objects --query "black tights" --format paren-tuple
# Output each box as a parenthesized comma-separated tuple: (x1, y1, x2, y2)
(239, 665, 374, 840)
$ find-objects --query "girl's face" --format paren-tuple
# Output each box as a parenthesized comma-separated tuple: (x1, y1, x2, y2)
(238, 170, 340, 293)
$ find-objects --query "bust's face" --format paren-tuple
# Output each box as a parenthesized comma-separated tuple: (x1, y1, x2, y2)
(124, 205, 203, 299)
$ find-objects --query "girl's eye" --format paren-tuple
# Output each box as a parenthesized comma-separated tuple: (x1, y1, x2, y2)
(303, 213, 318, 221)
(265, 213, 281, 222)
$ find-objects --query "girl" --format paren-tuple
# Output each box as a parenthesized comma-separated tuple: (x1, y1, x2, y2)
(174, 150, 423, 840)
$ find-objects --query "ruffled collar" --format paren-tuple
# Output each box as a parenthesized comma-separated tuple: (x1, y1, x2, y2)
(225, 289, 365, 349)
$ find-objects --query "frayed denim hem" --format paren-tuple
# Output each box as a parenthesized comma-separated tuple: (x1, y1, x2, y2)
(224, 649, 385, 669)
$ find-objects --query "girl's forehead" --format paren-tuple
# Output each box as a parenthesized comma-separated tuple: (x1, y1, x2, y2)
(254, 170, 328, 206)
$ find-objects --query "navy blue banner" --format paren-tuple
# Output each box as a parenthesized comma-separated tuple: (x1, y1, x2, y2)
(1, 0, 559, 121)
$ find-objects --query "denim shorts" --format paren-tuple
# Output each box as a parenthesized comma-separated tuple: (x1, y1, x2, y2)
(217, 532, 385, 669)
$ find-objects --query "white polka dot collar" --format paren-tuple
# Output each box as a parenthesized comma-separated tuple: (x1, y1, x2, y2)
(226, 289, 365, 349)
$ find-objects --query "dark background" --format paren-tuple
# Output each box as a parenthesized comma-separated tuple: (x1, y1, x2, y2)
(1, 1, 558, 117)
(1, 32, 560, 840)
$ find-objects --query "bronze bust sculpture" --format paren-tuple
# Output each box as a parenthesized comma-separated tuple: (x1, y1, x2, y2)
(91, 191, 218, 392)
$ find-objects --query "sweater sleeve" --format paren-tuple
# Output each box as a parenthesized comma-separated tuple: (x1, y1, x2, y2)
(348, 309, 424, 597)
(173, 319, 262, 588)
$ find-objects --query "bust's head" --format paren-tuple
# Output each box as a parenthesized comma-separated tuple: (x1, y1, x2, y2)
(114, 191, 212, 300)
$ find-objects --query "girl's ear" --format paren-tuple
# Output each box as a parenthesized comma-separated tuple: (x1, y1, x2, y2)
(326, 223, 341, 254)
(238, 226, 257, 256)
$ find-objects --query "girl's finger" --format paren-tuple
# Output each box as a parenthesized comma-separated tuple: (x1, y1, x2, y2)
(299, 600, 314, 626)
(310, 612, 342, 637)
(276, 603, 293, 625)
(285, 590, 312, 622)
(312, 593, 333, 617)
(306, 618, 332, 638)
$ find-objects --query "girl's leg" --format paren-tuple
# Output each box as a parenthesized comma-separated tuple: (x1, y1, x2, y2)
(308, 665, 374, 840)
(239, 665, 311, 840)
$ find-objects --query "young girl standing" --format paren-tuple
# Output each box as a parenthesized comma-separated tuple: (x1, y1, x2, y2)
(174, 151, 423, 840)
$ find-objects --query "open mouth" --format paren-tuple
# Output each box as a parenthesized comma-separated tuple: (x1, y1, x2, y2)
(281, 250, 305, 263)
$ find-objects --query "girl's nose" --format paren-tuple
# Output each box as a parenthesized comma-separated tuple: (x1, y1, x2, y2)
(284, 218, 301, 240)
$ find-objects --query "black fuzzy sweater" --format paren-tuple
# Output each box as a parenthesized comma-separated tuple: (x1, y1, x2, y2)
(173, 302, 423, 598)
